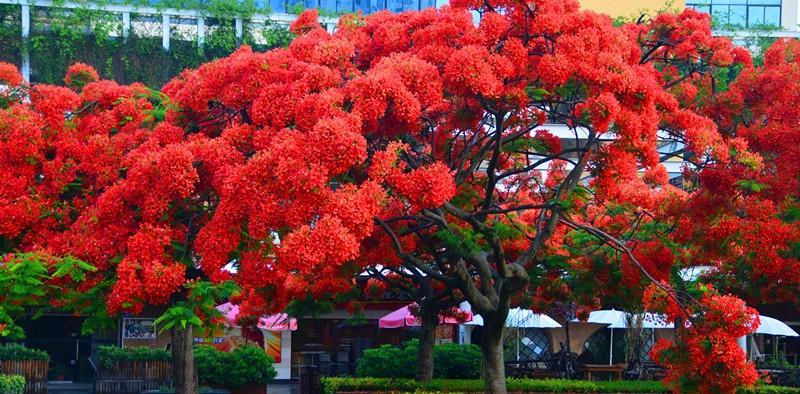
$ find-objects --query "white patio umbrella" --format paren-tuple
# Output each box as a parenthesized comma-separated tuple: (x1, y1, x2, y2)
(465, 308, 561, 328)
(579, 309, 673, 365)
(756, 315, 799, 337)
(465, 308, 561, 361)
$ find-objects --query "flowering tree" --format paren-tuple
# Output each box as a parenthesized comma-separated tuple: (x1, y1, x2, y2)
(3, 0, 798, 392)
(1, 59, 382, 393)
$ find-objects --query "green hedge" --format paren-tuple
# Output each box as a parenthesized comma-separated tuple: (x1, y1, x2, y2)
(356, 340, 482, 379)
(195, 344, 277, 388)
(98, 345, 171, 369)
(321, 378, 667, 394)
(0, 375, 25, 394)
(0, 344, 49, 361)
(321, 378, 800, 394)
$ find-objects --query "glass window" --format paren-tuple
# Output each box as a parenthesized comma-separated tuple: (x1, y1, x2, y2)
(304, 0, 319, 8)
(336, 0, 354, 13)
(764, 6, 780, 24)
(355, 0, 383, 13)
(688, 0, 781, 28)
(270, 0, 286, 13)
(320, 0, 337, 13)
(729, 5, 747, 26)
(749, 5, 765, 25)
(420, 0, 435, 9)
(711, 7, 730, 24)
(387, 0, 417, 12)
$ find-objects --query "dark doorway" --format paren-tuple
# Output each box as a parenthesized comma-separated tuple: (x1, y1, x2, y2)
(18, 315, 94, 382)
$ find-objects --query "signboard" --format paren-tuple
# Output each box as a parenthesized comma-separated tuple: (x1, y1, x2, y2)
(122, 318, 157, 339)
(263, 330, 282, 363)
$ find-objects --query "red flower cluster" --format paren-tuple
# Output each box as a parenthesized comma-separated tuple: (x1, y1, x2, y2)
(651, 291, 760, 394)
(64, 63, 100, 89)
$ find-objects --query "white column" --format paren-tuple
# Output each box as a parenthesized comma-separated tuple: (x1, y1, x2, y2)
(122, 12, 131, 38)
(197, 17, 205, 46)
(162, 14, 170, 50)
(737, 336, 748, 358)
(21, 4, 30, 82)
(235, 18, 243, 40)
(785, 0, 800, 31)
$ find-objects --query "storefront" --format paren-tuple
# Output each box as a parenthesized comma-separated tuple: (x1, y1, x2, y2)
(16, 313, 116, 382)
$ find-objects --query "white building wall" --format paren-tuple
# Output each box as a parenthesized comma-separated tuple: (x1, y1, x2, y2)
(260, 328, 293, 380)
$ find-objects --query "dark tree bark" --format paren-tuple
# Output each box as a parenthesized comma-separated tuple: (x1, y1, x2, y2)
(564, 318, 573, 379)
(416, 307, 438, 381)
(171, 325, 198, 394)
(625, 313, 646, 380)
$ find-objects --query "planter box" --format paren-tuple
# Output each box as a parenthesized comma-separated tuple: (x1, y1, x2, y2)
(0, 359, 48, 394)
(96, 360, 173, 394)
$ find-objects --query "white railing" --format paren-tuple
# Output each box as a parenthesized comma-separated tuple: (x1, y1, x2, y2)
(0, 0, 340, 80)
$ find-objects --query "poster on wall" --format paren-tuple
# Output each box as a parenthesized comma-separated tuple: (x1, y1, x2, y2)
(123, 318, 156, 339)
(263, 330, 282, 363)
(194, 327, 246, 352)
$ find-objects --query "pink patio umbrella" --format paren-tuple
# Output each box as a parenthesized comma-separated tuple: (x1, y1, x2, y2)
(379, 304, 473, 328)
(216, 302, 298, 331)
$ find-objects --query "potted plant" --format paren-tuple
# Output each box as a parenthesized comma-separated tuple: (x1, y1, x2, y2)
(50, 364, 66, 381)
(196, 344, 276, 394)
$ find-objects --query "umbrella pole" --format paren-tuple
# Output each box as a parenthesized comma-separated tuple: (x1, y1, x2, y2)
(516, 328, 520, 362)
(609, 327, 614, 365)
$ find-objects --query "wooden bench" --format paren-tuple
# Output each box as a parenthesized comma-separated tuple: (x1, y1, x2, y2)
(505, 361, 560, 379)
(582, 363, 626, 380)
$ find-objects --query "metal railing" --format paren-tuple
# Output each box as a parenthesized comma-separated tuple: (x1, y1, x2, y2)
(0, 0, 340, 81)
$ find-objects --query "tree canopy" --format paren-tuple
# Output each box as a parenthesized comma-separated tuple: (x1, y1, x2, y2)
(1, 0, 799, 393)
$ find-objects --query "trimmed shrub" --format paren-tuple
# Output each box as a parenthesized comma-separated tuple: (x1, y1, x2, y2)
(433, 342, 482, 379)
(98, 345, 171, 369)
(321, 377, 800, 394)
(195, 344, 277, 388)
(740, 384, 800, 394)
(321, 378, 667, 394)
(0, 344, 49, 360)
(0, 374, 25, 394)
(355, 340, 482, 379)
(355, 341, 418, 379)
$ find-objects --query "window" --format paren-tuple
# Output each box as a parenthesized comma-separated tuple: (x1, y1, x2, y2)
(335, 0, 354, 13)
(387, 0, 419, 12)
(686, 0, 781, 28)
(518, 328, 551, 361)
(270, 0, 287, 13)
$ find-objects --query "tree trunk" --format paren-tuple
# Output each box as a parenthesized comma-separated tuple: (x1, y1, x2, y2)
(172, 325, 198, 394)
(563, 318, 573, 379)
(625, 313, 646, 380)
(481, 312, 508, 394)
(416, 308, 437, 381)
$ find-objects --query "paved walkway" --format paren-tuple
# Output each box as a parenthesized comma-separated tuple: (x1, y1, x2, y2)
(268, 382, 300, 394)
(47, 382, 93, 394)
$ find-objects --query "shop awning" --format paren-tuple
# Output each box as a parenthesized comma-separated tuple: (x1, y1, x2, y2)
(378, 304, 473, 328)
(216, 302, 298, 331)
